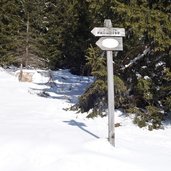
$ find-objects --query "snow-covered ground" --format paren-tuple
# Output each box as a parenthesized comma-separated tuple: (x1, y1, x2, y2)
(0, 67, 170, 171)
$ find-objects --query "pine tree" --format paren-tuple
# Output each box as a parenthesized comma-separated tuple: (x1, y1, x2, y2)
(112, 0, 171, 128)
(62, 0, 92, 74)
(78, 0, 171, 129)
(0, 0, 21, 65)
(17, 0, 47, 67)
(0, 0, 47, 67)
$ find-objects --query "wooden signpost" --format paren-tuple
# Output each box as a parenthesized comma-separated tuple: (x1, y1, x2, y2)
(91, 19, 125, 146)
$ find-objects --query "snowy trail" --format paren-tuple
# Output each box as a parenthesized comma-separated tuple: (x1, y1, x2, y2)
(0, 69, 106, 171)
(0, 68, 171, 171)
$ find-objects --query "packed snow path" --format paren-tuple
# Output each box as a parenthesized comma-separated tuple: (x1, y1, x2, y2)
(0, 68, 170, 171)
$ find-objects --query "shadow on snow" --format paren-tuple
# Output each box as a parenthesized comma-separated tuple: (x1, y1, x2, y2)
(29, 69, 94, 104)
(63, 119, 100, 139)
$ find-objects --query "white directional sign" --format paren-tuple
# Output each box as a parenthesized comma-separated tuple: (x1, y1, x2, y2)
(91, 27, 125, 37)
(96, 37, 123, 51)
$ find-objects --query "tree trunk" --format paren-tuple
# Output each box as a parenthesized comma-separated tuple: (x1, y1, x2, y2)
(23, 13, 29, 67)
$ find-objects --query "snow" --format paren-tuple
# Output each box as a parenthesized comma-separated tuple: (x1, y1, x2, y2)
(155, 61, 165, 68)
(144, 75, 151, 80)
(0, 67, 171, 171)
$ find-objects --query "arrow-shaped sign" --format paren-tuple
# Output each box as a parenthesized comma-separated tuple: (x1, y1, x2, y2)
(96, 37, 123, 51)
(91, 27, 125, 37)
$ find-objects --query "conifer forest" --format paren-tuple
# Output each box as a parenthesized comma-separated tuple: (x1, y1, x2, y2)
(0, 0, 171, 129)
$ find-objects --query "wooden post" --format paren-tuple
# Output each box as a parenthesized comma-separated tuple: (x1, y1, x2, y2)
(18, 64, 23, 81)
(104, 19, 115, 146)
(23, 13, 29, 67)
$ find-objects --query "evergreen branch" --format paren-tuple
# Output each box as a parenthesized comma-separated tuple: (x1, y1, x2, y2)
(121, 47, 150, 70)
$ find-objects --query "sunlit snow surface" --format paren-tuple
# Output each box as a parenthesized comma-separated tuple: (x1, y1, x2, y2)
(0, 67, 170, 171)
